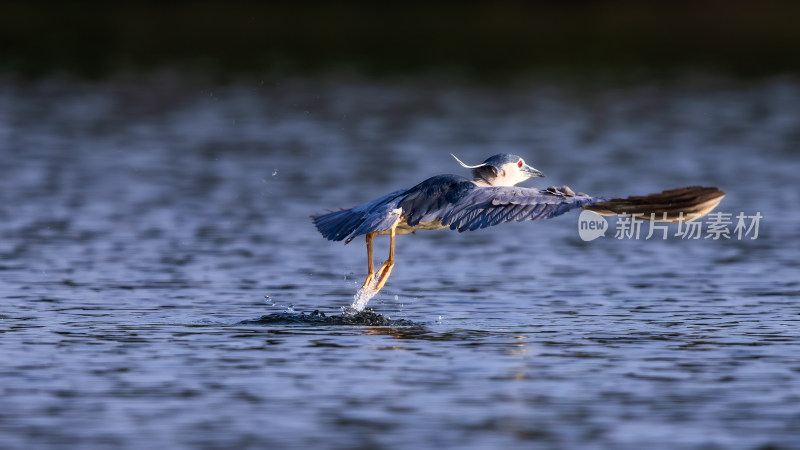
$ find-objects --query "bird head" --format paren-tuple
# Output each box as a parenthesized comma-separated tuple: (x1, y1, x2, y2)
(451, 153, 545, 187)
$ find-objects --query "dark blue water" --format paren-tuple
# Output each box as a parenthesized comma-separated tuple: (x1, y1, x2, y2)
(1, 73, 799, 449)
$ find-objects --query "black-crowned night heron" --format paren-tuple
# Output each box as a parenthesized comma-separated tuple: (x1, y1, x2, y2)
(312, 154, 724, 295)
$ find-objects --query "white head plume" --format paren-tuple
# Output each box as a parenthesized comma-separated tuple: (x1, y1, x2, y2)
(450, 153, 487, 169)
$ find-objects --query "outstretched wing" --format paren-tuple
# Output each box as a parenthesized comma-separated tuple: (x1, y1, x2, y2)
(398, 175, 477, 226)
(313, 174, 726, 241)
(585, 186, 725, 222)
(423, 185, 601, 232)
(312, 174, 476, 243)
(312, 189, 407, 242)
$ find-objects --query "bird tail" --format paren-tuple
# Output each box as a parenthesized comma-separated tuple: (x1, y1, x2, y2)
(584, 186, 725, 222)
(311, 209, 363, 241)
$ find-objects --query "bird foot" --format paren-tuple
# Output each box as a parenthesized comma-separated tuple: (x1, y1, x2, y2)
(361, 273, 375, 290)
(373, 260, 394, 293)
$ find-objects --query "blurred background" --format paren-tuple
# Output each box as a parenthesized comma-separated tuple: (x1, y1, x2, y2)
(2, 0, 800, 79)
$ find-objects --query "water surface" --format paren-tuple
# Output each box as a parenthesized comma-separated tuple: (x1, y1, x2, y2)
(1, 74, 799, 449)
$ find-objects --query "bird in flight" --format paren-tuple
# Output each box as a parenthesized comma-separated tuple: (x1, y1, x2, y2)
(312, 154, 724, 296)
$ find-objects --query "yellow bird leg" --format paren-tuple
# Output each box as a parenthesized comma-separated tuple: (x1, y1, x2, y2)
(373, 223, 397, 294)
(361, 232, 376, 289)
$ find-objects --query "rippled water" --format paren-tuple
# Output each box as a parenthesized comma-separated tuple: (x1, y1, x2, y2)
(1, 73, 799, 449)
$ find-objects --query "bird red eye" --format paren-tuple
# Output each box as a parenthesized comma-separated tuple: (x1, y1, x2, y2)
(518, 160, 523, 168)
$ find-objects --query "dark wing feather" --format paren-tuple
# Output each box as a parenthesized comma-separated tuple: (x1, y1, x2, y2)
(430, 185, 600, 232)
(311, 189, 407, 242)
(311, 174, 476, 243)
(398, 175, 476, 226)
(584, 186, 725, 222)
(314, 178, 725, 243)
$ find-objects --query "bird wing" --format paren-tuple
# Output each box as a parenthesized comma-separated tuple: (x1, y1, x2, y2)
(312, 189, 407, 242)
(425, 185, 600, 232)
(314, 175, 477, 243)
(314, 177, 725, 241)
(585, 186, 725, 222)
(398, 175, 477, 227)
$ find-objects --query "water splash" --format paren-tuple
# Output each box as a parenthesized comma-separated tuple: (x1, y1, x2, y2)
(238, 310, 417, 326)
(349, 278, 379, 313)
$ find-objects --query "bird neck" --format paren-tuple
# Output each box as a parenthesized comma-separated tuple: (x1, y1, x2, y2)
(471, 171, 519, 187)
(472, 166, 504, 187)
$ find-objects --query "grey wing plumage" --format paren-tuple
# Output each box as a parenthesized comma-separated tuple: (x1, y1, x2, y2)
(311, 189, 407, 242)
(398, 175, 476, 227)
(312, 179, 601, 242)
(312, 174, 476, 243)
(429, 185, 602, 232)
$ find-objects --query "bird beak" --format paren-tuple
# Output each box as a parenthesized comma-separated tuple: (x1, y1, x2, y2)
(522, 164, 545, 178)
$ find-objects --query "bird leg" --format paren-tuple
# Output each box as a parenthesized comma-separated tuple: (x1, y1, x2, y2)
(373, 224, 397, 294)
(361, 232, 376, 289)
